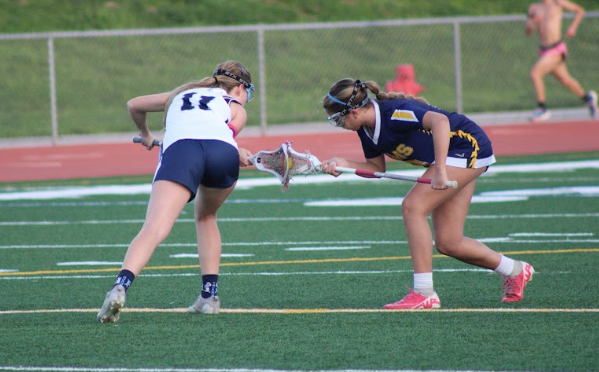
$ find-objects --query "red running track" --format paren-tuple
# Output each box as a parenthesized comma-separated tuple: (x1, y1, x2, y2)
(0, 120, 597, 183)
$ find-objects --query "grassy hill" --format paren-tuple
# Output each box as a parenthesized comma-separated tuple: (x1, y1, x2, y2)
(2, 0, 598, 33)
(1, 0, 598, 138)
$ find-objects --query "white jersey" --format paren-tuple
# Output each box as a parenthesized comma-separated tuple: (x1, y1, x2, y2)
(162, 87, 239, 151)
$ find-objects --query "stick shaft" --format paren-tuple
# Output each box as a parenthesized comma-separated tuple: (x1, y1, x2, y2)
(334, 166, 457, 188)
(133, 136, 162, 146)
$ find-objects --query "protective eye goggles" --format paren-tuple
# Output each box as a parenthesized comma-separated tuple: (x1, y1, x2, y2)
(327, 111, 346, 127)
(326, 80, 369, 127)
(245, 84, 255, 103)
(214, 69, 255, 103)
(326, 95, 369, 127)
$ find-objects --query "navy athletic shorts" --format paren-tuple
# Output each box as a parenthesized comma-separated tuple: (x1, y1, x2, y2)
(153, 139, 239, 201)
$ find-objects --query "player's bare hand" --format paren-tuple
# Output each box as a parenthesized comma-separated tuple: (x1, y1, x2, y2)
(321, 158, 344, 177)
(525, 25, 534, 36)
(142, 135, 158, 150)
(239, 148, 252, 167)
(431, 171, 450, 190)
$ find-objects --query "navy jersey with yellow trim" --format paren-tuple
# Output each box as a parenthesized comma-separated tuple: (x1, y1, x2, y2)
(357, 99, 493, 168)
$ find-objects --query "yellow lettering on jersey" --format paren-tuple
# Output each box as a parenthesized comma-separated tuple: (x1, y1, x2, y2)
(387, 143, 414, 161)
(391, 110, 418, 122)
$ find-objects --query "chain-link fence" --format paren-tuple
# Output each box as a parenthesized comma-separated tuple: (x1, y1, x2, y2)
(1, 13, 597, 143)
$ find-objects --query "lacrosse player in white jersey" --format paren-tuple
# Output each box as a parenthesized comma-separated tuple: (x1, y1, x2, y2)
(97, 60, 255, 323)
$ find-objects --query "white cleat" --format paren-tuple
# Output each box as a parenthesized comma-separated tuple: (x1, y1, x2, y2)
(188, 295, 220, 314)
(97, 285, 126, 323)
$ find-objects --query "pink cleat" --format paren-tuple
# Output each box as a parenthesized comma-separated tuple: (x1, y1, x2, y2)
(384, 288, 441, 310)
(501, 262, 534, 303)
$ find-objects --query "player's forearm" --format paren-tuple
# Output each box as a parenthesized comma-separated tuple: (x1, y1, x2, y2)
(130, 113, 151, 137)
(333, 156, 385, 173)
(343, 159, 384, 173)
(564, 1, 585, 32)
(430, 117, 450, 174)
(525, 20, 535, 35)
(570, 12, 584, 32)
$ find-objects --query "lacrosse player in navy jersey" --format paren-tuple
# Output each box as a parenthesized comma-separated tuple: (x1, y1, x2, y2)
(320, 78, 534, 309)
(97, 60, 255, 323)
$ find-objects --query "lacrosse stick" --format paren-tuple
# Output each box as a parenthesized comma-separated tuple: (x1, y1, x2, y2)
(250, 142, 457, 189)
(133, 136, 162, 147)
(132, 138, 314, 189)
(333, 166, 457, 188)
(248, 142, 321, 191)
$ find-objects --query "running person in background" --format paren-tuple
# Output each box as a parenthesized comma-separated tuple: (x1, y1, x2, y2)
(320, 79, 534, 309)
(97, 60, 255, 323)
(526, 0, 597, 122)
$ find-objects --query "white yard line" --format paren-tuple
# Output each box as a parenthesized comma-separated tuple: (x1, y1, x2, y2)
(1, 160, 598, 201)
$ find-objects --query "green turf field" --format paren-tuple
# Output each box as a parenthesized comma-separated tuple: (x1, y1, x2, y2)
(1, 152, 598, 372)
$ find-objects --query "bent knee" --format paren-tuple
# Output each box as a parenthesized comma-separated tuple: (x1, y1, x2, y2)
(530, 69, 543, 81)
(435, 236, 464, 256)
(401, 197, 430, 219)
(195, 212, 218, 224)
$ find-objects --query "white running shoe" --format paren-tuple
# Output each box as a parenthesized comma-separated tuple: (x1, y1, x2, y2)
(188, 295, 220, 314)
(530, 108, 551, 122)
(97, 285, 126, 323)
(585, 90, 598, 118)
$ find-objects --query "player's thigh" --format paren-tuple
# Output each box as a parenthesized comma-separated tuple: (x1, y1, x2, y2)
(402, 166, 480, 215)
(403, 172, 457, 218)
(550, 62, 572, 82)
(194, 141, 240, 217)
(145, 180, 191, 231)
(195, 182, 237, 218)
(531, 54, 561, 76)
(430, 176, 478, 244)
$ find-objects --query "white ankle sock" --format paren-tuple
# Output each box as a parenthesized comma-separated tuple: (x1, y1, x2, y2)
(413, 272, 434, 296)
(494, 255, 519, 277)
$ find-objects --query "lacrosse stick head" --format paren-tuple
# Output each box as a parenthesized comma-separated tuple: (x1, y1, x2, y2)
(249, 142, 321, 191)
(286, 144, 321, 176)
(249, 143, 291, 189)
